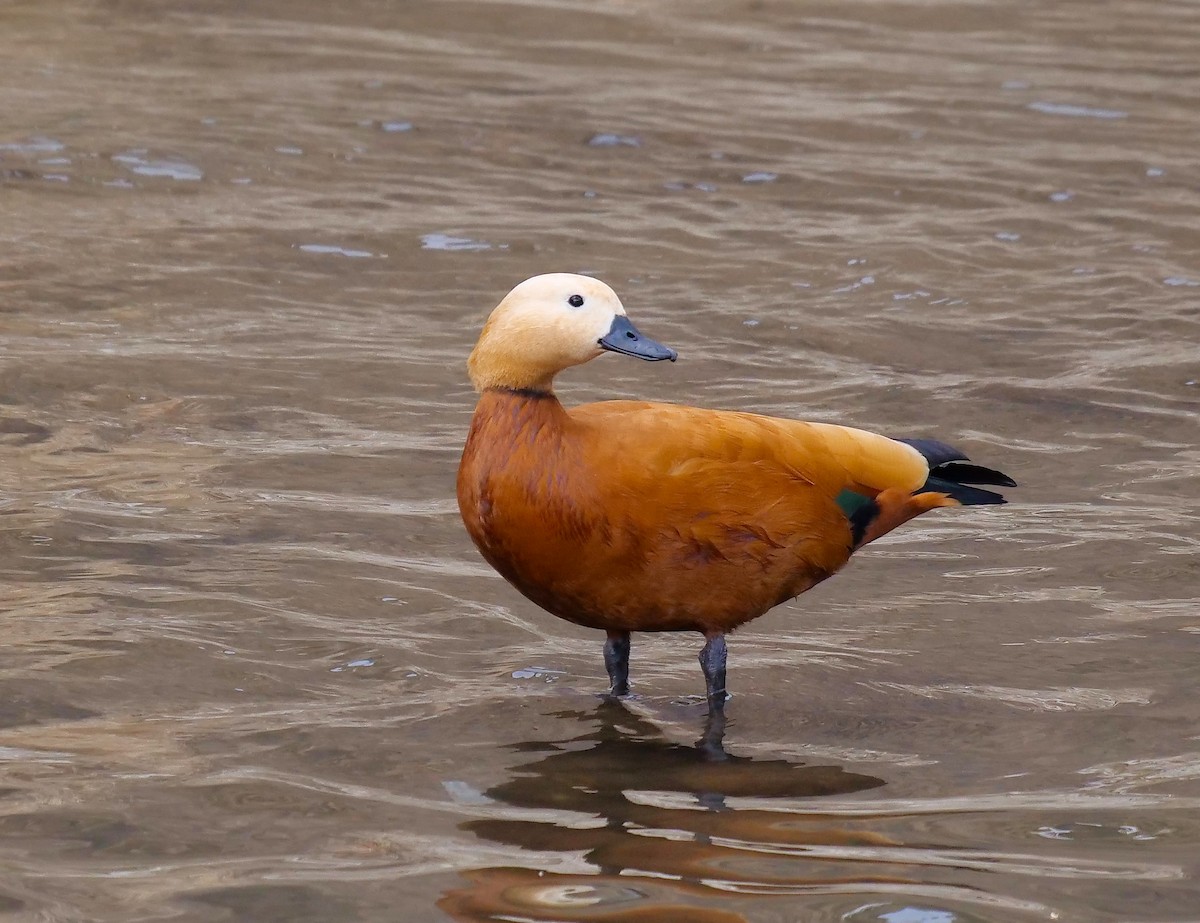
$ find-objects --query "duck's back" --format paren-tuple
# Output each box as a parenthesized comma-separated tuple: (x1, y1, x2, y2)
(458, 391, 929, 634)
(570, 399, 932, 497)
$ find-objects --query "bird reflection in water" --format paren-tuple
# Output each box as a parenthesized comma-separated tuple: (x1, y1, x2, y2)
(438, 702, 894, 922)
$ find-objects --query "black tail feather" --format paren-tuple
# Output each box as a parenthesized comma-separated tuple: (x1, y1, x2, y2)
(925, 476, 1008, 505)
(936, 462, 1018, 488)
(896, 437, 1017, 506)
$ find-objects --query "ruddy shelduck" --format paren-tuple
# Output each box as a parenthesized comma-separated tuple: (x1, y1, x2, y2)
(458, 273, 1016, 712)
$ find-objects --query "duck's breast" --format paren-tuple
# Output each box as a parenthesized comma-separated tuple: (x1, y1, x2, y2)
(457, 391, 617, 623)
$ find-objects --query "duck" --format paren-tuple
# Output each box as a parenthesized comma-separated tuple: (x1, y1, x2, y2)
(457, 273, 1016, 712)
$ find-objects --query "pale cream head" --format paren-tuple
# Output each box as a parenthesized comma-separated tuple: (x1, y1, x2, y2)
(467, 273, 631, 392)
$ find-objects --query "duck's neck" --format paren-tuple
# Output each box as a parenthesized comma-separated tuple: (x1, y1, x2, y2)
(467, 342, 558, 394)
(490, 386, 557, 401)
(464, 387, 570, 460)
(472, 386, 569, 426)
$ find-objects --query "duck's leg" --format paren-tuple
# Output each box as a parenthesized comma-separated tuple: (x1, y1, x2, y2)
(603, 630, 631, 697)
(699, 631, 728, 711)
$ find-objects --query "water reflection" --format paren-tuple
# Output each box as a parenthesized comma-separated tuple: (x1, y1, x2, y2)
(439, 703, 890, 921)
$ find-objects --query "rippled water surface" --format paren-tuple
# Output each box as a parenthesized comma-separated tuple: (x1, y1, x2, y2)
(2, 1, 1199, 920)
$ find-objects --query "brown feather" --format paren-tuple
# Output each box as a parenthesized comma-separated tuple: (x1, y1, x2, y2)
(458, 391, 933, 635)
(857, 488, 959, 547)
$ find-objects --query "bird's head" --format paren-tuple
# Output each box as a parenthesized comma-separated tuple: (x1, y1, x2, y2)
(467, 273, 676, 393)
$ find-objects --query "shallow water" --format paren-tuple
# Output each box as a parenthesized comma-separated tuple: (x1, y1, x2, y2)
(2, 0, 1199, 920)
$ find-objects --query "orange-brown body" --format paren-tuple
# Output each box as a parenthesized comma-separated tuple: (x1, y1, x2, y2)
(457, 388, 956, 636)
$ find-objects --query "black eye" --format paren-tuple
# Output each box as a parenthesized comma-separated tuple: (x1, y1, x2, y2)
(567, 294, 585, 308)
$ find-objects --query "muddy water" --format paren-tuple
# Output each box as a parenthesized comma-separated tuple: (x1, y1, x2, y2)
(2, 0, 1198, 920)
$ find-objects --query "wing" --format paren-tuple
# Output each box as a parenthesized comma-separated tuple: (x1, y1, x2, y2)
(560, 404, 861, 630)
(569, 400, 1015, 553)
(569, 400, 931, 500)
(567, 400, 910, 581)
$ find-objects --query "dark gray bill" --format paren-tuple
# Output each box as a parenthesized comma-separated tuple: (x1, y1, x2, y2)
(598, 315, 678, 361)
